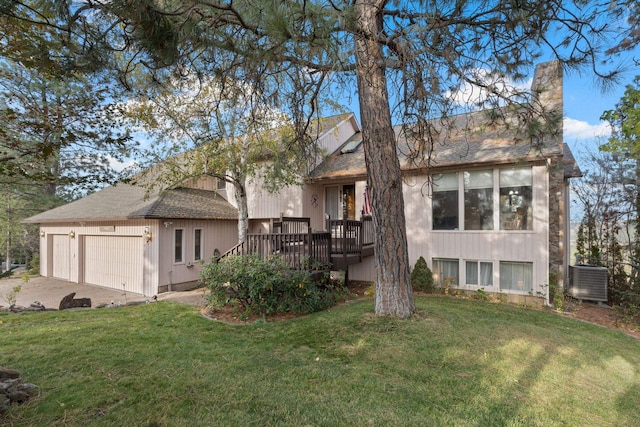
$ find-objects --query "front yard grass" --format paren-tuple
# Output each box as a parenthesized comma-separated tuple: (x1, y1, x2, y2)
(1, 296, 639, 426)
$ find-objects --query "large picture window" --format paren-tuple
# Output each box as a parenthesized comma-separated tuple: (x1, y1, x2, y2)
(464, 170, 493, 230)
(466, 261, 493, 287)
(499, 168, 532, 230)
(432, 173, 458, 230)
(432, 258, 459, 286)
(174, 229, 184, 264)
(499, 261, 533, 292)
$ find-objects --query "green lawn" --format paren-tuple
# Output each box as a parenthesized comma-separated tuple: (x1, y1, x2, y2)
(1, 297, 639, 426)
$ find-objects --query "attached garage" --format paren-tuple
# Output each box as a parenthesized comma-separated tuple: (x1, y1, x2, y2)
(23, 183, 239, 296)
(83, 235, 144, 294)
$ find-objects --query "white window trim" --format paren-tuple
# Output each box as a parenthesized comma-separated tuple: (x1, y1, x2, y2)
(463, 259, 495, 289)
(430, 167, 535, 233)
(499, 261, 534, 294)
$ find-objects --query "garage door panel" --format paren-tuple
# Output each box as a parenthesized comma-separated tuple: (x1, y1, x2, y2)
(52, 235, 70, 280)
(84, 236, 143, 294)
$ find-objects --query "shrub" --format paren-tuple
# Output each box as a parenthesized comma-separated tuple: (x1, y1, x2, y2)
(200, 254, 347, 316)
(411, 256, 434, 293)
(28, 255, 40, 275)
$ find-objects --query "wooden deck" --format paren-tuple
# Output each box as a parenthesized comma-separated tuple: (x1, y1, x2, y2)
(220, 216, 374, 271)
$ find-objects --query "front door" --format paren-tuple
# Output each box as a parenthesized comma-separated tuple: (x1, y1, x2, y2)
(325, 184, 356, 220)
(342, 184, 356, 220)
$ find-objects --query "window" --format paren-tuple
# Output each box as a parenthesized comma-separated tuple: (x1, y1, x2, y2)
(499, 168, 532, 230)
(464, 170, 493, 230)
(217, 179, 226, 190)
(325, 184, 356, 220)
(325, 186, 340, 220)
(194, 229, 202, 261)
(432, 258, 459, 286)
(466, 261, 493, 287)
(432, 173, 458, 230)
(174, 229, 184, 263)
(500, 261, 533, 292)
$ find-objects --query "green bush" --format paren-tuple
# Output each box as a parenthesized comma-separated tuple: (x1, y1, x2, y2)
(29, 255, 40, 275)
(200, 254, 347, 316)
(411, 256, 434, 293)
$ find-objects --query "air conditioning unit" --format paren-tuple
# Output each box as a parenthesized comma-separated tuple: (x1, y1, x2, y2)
(569, 265, 608, 302)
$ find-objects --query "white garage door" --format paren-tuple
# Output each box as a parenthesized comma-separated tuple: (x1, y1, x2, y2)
(84, 236, 144, 294)
(52, 235, 71, 280)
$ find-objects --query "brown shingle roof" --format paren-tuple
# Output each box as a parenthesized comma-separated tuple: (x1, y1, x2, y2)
(310, 109, 573, 181)
(23, 184, 237, 224)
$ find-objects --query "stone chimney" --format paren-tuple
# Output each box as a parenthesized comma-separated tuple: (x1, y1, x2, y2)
(531, 60, 563, 117)
(531, 60, 564, 148)
(533, 60, 568, 293)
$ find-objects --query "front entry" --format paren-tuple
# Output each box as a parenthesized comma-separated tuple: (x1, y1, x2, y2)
(325, 184, 356, 220)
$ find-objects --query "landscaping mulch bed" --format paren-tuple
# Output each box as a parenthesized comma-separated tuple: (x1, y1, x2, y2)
(201, 281, 640, 339)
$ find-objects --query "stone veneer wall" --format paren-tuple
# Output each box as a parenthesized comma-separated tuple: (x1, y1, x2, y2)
(532, 61, 567, 288)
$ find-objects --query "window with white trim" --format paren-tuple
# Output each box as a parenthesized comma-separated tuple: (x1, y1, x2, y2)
(499, 261, 533, 292)
(464, 170, 494, 230)
(499, 168, 533, 230)
(432, 173, 459, 230)
(432, 258, 459, 286)
(465, 260, 493, 287)
(430, 167, 533, 231)
(174, 228, 185, 263)
(194, 229, 202, 261)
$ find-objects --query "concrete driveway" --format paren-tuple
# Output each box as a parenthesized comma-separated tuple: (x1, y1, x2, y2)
(0, 274, 208, 311)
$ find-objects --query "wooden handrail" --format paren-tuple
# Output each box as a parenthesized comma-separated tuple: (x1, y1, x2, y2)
(219, 217, 373, 271)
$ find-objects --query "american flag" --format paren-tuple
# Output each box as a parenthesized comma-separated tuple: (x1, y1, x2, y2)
(362, 185, 373, 216)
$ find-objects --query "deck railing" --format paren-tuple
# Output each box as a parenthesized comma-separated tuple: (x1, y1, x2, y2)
(272, 216, 311, 234)
(220, 217, 373, 271)
(361, 215, 374, 246)
(221, 229, 331, 270)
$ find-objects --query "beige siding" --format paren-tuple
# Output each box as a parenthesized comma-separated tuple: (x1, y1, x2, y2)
(157, 220, 237, 288)
(314, 116, 360, 167)
(243, 175, 305, 219)
(84, 236, 144, 294)
(349, 257, 376, 282)
(400, 165, 549, 296)
(302, 183, 326, 230)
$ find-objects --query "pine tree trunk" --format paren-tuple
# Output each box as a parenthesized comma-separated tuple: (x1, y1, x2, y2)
(354, 0, 415, 318)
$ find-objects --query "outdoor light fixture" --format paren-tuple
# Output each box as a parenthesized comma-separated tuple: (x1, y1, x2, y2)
(163, 221, 173, 228)
(40, 230, 45, 237)
(143, 227, 152, 243)
(69, 231, 75, 239)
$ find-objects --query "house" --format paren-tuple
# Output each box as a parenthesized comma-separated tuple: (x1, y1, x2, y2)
(25, 60, 579, 303)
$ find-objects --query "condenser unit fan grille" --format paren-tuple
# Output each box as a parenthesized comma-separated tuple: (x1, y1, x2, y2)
(569, 265, 608, 302)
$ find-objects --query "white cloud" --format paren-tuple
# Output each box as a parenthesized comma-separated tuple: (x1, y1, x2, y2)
(447, 68, 531, 109)
(563, 118, 611, 141)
